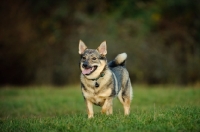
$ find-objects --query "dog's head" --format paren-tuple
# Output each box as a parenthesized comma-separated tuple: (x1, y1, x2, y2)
(79, 40, 107, 79)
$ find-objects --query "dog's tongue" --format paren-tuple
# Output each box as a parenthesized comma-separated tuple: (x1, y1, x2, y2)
(82, 68, 92, 75)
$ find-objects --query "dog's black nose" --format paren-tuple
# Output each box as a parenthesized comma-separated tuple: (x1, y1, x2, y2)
(82, 63, 88, 68)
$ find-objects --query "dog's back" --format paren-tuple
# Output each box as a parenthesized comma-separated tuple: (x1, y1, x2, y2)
(108, 53, 131, 95)
(109, 53, 133, 116)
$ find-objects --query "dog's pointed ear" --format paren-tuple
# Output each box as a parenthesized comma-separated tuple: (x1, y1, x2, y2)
(79, 40, 87, 54)
(97, 41, 107, 55)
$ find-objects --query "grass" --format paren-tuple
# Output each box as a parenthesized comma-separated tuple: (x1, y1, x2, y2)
(0, 85, 200, 132)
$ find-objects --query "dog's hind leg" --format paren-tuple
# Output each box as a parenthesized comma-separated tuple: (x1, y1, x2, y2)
(118, 79, 133, 115)
(118, 91, 131, 115)
(123, 96, 131, 115)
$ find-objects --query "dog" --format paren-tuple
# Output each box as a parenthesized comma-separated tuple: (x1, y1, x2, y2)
(79, 40, 133, 118)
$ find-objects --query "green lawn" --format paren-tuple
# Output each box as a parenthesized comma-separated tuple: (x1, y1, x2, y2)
(0, 85, 200, 132)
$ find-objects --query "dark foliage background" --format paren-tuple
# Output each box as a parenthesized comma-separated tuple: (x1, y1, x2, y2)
(0, 0, 200, 86)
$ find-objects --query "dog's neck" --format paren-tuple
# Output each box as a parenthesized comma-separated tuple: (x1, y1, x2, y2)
(85, 66, 107, 87)
(91, 72, 105, 81)
(91, 72, 105, 87)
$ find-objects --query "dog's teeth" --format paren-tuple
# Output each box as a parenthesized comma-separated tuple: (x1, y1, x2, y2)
(90, 67, 94, 71)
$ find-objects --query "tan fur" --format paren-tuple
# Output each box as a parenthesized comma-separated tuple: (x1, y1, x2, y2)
(81, 69, 113, 103)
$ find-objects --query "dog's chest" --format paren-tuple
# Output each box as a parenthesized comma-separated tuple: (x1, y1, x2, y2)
(89, 95, 106, 106)
(82, 86, 112, 106)
(81, 70, 113, 106)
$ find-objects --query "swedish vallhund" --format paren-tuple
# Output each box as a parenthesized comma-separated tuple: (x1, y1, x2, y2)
(79, 40, 133, 118)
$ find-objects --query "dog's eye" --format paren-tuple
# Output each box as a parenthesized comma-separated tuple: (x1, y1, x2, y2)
(92, 57, 96, 60)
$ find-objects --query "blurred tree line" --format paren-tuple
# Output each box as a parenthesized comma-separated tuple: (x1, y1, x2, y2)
(0, 0, 200, 86)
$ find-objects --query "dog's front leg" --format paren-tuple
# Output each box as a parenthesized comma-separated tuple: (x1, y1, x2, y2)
(101, 97, 113, 115)
(86, 99, 94, 118)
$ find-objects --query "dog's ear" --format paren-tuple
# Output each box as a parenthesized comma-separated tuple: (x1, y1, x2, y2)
(97, 41, 107, 55)
(79, 40, 87, 54)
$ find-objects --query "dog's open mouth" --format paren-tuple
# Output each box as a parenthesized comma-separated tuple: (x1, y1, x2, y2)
(82, 65, 98, 75)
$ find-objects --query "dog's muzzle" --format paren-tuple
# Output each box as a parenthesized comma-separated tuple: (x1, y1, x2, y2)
(82, 63, 97, 75)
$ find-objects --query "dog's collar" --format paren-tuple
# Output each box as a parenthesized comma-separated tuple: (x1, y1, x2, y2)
(91, 72, 105, 87)
(91, 72, 105, 81)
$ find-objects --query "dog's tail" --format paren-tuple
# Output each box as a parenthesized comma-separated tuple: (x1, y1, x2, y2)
(108, 53, 127, 67)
